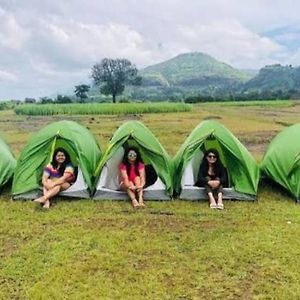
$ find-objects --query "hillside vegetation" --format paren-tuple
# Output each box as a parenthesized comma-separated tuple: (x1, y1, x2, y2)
(124, 53, 300, 101)
(141, 52, 251, 86)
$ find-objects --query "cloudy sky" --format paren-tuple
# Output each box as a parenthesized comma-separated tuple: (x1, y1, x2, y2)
(1, 0, 300, 99)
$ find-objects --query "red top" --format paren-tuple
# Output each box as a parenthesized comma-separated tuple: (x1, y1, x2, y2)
(119, 162, 145, 182)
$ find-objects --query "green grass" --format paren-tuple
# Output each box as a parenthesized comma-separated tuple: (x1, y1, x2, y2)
(1, 101, 300, 298)
(204, 99, 296, 107)
(14, 102, 192, 116)
(1, 189, 300, 299)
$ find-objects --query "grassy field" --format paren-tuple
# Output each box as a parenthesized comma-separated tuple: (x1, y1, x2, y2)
(1, 101, 300, 299)
(14, 102, 191, 116)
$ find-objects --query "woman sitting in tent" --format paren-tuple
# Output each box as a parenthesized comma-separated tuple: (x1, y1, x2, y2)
(34, 148, 75, 208)
(119, 146, 146, 208)
(196, 149, 227, 210)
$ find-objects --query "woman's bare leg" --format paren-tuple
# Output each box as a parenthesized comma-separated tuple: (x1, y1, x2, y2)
(208, 192, 217, 208)
(120, 182, 139, 208)
(134, 176, 145, 206)
(217, 193, 224, 209)
(42, 183, 70, 208)
(34, 181, 72, 208)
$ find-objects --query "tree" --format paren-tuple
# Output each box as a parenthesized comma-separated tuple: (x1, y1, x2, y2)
(56, 94, 73, 104)
(91, 58, 142, 103)
(39, 96, 53, 104)
(24, 97, 36, 103)
(74, 84, 90, 103)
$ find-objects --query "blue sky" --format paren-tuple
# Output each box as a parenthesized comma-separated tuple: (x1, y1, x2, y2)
(1, 0, 300, 99)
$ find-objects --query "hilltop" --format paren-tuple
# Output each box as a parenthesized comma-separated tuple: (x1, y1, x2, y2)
(127, 52, 252, 100)
(140, 52, 251, 86)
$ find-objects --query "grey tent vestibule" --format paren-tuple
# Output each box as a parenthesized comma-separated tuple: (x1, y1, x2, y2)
(173, 120, 260, 200)
(93, 121, 173, 200)
(12, 121, 102, 199)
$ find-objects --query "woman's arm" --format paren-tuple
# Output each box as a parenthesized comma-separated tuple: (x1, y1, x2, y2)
(42, 173, 51, 189)
(50, 173, 72, 187)
(216, 165, 227, 186)
(120, 169, 135, 189)
(196, 164, 210, 186)
(138, 167, 146, 188)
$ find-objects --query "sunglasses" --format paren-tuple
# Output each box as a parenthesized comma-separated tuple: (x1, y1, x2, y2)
(128, 151, 137, 158)
(207, 155, 216, 159)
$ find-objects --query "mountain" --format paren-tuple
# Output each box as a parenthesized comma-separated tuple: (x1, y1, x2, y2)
(243, 64, 300, 92)
(140, 52, 252, 87)
(90, 52, 300, 102)
(126, 52, 253, 100)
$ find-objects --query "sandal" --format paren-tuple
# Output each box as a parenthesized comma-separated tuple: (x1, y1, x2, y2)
(217, 203, 224, 210)
(210, 203, 217, 209)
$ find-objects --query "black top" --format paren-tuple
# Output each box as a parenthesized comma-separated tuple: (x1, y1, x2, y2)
(196, 163, 228, 187)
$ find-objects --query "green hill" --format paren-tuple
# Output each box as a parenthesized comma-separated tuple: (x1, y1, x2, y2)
(243, 64, 300, 92)
(140, 52, 251, 87)
(126, 52, 253, 100)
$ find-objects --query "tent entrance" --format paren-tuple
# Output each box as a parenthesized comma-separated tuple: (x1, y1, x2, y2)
(14, 137, 89, 199)
(179, 138, 256, 200)
(94, 144, 170, 200)
(49, 138, 89, 198)
(47, 138, 79, 166)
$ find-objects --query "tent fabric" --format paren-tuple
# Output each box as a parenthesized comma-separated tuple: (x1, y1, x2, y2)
(93, 121, 173, 200)
(173, 120, 259, 200)
(0, 136, 16, 188)
(12, 120, 102, 199)
(261, 123, 300, 201)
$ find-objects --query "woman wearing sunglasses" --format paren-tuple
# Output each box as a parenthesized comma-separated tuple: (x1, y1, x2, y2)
(119, 146, 146, 208)
(196, 148, 227, 209)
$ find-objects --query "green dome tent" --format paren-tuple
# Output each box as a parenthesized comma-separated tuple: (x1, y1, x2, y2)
(261, 123, 300, 201)
(173, 120, 259, 200)
(0, 136, 16, 189)
(12, 120, 102, 199)
(93, 121, 173, 200)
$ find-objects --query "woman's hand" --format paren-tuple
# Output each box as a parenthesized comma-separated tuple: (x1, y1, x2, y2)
(128, 185, 137, 191)
(136, 185, 144, 192)
(208, 180, 220, 188)
(43, 179, 54, 190)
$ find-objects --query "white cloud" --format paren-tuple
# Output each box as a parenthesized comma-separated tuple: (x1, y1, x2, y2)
(0, 7, 29, 50)
(173, 20, 283, 68)
(0, 0, 300, 99)
(0, 69, 18, 82)
(27, 19, 153, 69)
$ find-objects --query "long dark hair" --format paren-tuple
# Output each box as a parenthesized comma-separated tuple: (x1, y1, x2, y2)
(51, 147, 71, 176)
(122, 146, 143, 176)
(200, 148, 224, 175)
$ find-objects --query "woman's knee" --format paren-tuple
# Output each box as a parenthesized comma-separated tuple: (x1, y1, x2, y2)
(134, 176, 141, 185)
(60, 183, 71, 191)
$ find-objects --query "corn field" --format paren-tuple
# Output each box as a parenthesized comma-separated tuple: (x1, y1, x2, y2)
(14, 102, 192, 115)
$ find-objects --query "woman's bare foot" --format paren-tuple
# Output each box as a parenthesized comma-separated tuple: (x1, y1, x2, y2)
(33, 196, 46, 204)
(131, 199, 139, 209)
(138, 198, 146, 207)
(42, 200, 50, 209)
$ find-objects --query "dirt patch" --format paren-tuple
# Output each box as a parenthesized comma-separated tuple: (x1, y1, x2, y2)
(118, 114, 143, 121)
(237, 130, 279, 156)
(203, 115, 222, 120)
(274, 120, 294, 127)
